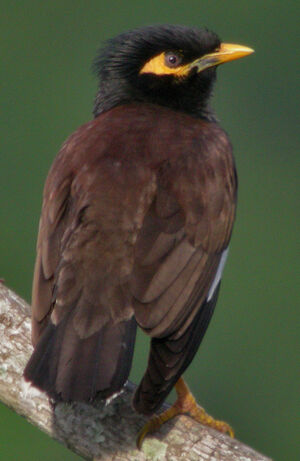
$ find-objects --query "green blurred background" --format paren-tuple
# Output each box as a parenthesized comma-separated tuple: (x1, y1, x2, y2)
(1, 1, 299, 460)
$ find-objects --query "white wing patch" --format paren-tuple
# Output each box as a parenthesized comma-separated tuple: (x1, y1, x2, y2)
(207, 248, 229, 301)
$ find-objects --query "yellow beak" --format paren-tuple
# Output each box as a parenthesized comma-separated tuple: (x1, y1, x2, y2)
(191, 43, 254, 73)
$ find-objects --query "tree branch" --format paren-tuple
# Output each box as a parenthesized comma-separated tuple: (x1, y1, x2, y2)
(0, 283, 271, 460)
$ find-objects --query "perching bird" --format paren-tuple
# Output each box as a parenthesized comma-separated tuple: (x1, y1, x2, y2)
(24, 24, 253, 446)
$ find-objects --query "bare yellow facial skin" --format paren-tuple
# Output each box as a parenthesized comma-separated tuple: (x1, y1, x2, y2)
(139, 52, 190, 76)
(139, 44, 254, 77)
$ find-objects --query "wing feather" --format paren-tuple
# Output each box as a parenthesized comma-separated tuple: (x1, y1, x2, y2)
(26, 139, 156, 400)
(131, 121, 237, 414)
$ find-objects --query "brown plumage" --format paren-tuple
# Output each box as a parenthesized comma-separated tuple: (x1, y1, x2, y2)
(24, 25, 253, 423)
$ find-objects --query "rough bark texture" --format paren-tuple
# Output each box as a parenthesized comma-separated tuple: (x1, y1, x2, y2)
(0, 283, 271, 461)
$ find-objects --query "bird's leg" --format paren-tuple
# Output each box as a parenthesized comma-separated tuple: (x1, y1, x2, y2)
(137, 377, 234, 449)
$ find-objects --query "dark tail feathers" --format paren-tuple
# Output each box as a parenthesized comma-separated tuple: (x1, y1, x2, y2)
(133, 283, 220, 415)
(24, 312, 137, 401)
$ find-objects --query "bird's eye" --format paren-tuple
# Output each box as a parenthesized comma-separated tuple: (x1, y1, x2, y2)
(164, 52, 182, 68)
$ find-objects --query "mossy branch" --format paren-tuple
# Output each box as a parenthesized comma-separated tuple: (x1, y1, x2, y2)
(0, 283, 271, 460)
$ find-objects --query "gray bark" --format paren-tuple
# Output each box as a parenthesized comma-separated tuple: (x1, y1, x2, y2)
(0, 283, 271, 461)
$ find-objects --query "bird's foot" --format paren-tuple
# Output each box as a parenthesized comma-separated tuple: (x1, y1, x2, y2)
(137, 377, 234, 449)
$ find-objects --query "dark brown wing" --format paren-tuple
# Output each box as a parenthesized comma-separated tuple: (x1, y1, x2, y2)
(25, 122, 157, 400)
(30, 167, 71, 346)
(131, 121, 237, 414)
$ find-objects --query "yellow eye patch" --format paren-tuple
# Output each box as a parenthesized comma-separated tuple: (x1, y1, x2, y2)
(139, 52, 190, 77)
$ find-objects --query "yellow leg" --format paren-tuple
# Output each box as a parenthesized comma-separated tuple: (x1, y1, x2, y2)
(137, 377, 234, 449)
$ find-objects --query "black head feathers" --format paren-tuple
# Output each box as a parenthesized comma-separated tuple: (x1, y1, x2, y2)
(93, 25, 221, 118)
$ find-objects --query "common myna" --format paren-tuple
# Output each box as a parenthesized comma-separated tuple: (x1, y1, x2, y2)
(24, 24, 253, 446)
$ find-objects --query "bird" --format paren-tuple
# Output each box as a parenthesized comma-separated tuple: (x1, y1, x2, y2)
(24, 24, 253, 447)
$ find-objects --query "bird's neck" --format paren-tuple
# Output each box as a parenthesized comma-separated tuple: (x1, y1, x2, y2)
(93, 76, 216, 121)
(93, 92, 216, 121)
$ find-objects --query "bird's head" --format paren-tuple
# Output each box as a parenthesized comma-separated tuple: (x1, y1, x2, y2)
(93, 25, 253, 118)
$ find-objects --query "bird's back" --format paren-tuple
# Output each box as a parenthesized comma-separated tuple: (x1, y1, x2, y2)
(25, 103, 236, 409)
